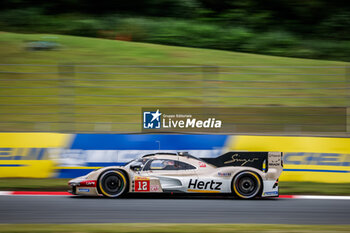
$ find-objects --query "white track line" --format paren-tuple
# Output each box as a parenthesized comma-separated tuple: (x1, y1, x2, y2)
(0, 191, 12, 195)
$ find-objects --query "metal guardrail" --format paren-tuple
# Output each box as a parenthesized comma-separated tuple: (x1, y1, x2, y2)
(0, 64, 349, 134)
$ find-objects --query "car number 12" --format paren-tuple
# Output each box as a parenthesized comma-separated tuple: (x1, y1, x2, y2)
(135, 180, 150, 192)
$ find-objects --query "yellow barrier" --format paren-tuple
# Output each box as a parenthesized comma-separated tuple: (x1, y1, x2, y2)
(280, 164, 350, 183)
(228, 135, 350, 183)
(0, 133, 71, 178)
(229, 135, 350, 154)
(0, 160, 55, 178)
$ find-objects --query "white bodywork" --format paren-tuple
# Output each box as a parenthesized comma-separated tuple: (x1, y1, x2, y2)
(69, 152, 283, 198)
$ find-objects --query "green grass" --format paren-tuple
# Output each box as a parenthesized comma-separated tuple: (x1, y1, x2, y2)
(279, 182, 350, 195)
(1, 178, 350, 195)
(0, 178, 70, 191)
(0, 224, 349, 233)
(0, 32, 349, 132)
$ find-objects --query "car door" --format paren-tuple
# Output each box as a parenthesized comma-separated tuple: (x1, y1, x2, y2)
(175, 160, 199, 192)
(142, 158, 183, 191)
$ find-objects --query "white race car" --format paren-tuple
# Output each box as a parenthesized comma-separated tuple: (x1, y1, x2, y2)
(69, 151, 283, 199)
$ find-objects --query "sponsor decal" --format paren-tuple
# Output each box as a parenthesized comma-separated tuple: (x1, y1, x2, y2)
(135, 176, 150, 180)
(263, 191, 278, 196)
(269, 155, 281, 166)
(135, 179, 150, 192)
(218, 172, 231, 177)
(188, 179, 222, 191)
(78, 188, 90, 192)
(150, 185, 160, 192)
(199, 162, 206, 168)
(224, 153, 259, 166)
(79, 180, 96, 187)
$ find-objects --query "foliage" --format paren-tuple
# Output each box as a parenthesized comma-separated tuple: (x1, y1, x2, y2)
(0, 0, 350, 61)
(1, 11, 349, 61)
(317, 10, 350, 40)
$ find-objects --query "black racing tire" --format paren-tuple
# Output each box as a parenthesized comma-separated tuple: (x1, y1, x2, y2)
(232, 171, 262, 199)
(98, 170, 128, 198)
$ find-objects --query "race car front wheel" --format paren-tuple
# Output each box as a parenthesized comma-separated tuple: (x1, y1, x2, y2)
(232, 171, 261, 199)
(98, 170, 128, 198)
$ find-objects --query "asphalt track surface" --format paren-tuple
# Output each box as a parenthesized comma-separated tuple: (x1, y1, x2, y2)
(0, 195, 349, 224)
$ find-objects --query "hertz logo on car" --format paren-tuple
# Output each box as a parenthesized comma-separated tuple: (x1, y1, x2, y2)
(187, 179, 222, 190)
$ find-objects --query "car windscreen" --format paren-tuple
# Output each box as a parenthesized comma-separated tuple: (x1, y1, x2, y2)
(126, 158, 149, 167)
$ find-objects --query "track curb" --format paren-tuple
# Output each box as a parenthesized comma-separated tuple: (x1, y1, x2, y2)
(0, 191, 72, 196)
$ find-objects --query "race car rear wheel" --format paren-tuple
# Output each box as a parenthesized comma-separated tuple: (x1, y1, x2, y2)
(232, 171, 261, 199)
(98, 170, 128, 198)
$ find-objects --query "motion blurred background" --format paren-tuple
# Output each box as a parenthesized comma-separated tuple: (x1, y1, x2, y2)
(0, 0, 350, 202)
(1, 1, 350, 232)
(0, 0, 350, 133)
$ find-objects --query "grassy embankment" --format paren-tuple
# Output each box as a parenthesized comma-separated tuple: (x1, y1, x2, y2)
(0, 32, 349, 132)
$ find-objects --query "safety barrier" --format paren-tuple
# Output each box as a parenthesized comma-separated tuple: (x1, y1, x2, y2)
(0, 133, 349, 183)
(228, 135, 350, 183)
(0, 133, 71, 178)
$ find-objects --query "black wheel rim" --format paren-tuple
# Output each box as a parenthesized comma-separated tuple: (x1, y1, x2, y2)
(101, 173, 124, 196)
(235, 174, 258, 197)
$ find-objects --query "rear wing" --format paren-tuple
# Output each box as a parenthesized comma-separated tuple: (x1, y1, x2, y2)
(201, 151, 283, 172)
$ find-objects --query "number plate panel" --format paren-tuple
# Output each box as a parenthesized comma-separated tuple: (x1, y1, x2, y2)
(134, 177, 150, 192)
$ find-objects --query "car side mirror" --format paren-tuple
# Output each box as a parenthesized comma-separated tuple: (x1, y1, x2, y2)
(130, 164, 142, 171)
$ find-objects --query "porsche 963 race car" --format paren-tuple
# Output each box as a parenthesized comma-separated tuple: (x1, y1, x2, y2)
(69, 151, 283, 199)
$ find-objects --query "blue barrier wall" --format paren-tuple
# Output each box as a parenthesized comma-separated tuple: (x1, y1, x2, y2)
(55, 134, 229, 178)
